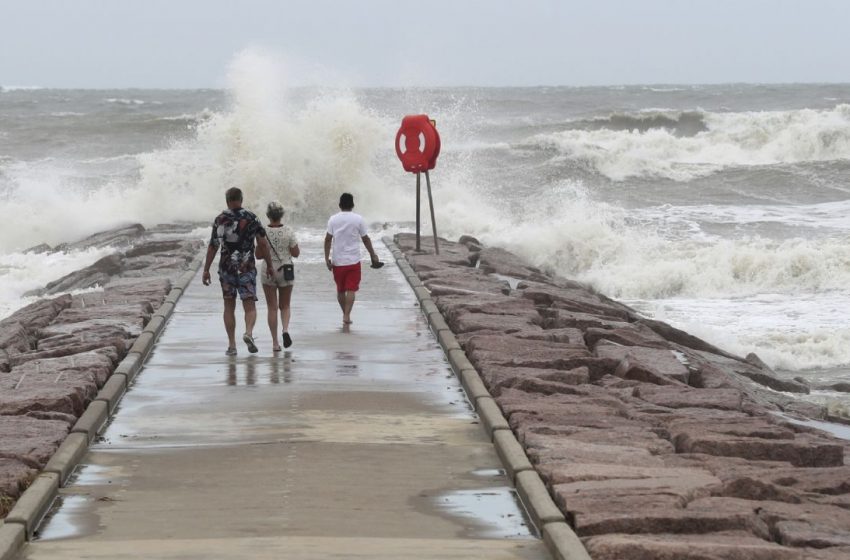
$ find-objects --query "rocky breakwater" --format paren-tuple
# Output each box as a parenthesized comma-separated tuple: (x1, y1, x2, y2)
(0, 224, 202, 518)
(395, 232, 850, 560)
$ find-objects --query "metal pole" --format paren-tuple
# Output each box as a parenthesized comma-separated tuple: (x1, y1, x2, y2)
(415, 171, 421, 252)
(425, 170, 439, 255)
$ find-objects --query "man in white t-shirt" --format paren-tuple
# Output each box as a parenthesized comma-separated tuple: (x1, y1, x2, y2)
(324, 192, 381, 325)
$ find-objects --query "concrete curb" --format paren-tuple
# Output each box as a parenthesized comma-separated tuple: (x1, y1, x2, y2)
(436, 328, 461, 353)
(95, 372, 128, 413)
(142, 314, 166, 338)
(127, 331, 156, 360)
(71, 400, 108, 443)
(476, 396, 510, 438)
(0, 253, 203, 559)
(384, 237, 590, 560)
(494, 429, 534, 482)
(0, 524, 25, 560)
(543, 522, 593, 560)
(4, 473, 59, 540)
(113, 352, 142, 383)
(459, 368, 491, 401)
(43, 432, 88, 484)
(516, 470, 566, 527)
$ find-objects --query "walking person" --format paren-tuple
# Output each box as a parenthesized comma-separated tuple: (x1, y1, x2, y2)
(260, 201, 300, 350)
(202, 187, 274, 355)
(324, 192, 382, 325)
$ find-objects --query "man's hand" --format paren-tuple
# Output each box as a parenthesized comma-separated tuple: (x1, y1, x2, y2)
(324, 233, 333, 271)
(202, 270, 211, 286)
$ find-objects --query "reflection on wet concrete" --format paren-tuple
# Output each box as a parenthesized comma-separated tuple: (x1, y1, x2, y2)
(224, 354, 295, 385)
(434, 487, 535, 539)
(36, 495, 100, 542)
(334, 351, 359, 377)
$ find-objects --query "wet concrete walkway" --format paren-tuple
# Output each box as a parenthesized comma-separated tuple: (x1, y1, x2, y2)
(18, 239, 549, 559)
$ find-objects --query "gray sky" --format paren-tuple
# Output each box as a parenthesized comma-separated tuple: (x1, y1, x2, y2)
(2, 0, 849, 88)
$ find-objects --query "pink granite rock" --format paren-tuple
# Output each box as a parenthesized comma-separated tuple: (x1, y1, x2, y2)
(633, 385, 744, 411)
(516, 281, 634, 320)
(477, 365, 589, 395)
(583, 532, 803, 560)
(0, 416, 69, 468)
(0, 458, 36, 512)
(541, 309, 633, 330)
(596, 343, 691, 385)
(465, 334, 594, 371)
(514, 327, 586, 346)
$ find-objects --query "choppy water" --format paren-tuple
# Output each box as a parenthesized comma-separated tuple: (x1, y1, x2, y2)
(2, 55, 849, 405)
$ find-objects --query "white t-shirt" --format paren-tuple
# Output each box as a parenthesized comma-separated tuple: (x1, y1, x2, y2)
(326, 211, 367, 266)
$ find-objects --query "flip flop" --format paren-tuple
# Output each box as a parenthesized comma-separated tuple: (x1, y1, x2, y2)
(225, 347, 237, 356)
(243, 333, 258, 353)
(370, 261, 384, 269)
(282, 332, 293, 348)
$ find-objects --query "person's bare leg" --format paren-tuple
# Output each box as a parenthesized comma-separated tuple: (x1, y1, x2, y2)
(242, 298, 257, 337)
(263, 283, 280, 350)
(342, 290, 356, 324)
(280, 285, 293, 348)
(223, 297, 237, 349)
(336, 291, 345, 312)
(280, 286, 293, 332)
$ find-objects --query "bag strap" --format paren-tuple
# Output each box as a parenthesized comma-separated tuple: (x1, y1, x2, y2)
(266, 230, 285, 263)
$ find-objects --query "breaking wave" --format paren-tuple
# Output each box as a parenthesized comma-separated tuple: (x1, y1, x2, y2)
(0, 49, 406, 251)
(527, 105, 850, 181)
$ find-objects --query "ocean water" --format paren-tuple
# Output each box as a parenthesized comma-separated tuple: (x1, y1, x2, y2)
(2, 56, 850, 406)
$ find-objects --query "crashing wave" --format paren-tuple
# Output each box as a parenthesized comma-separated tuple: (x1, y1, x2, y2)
(526, 105, 850, 181)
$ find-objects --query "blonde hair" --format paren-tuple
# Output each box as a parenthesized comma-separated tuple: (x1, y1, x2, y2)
(266, 201, 284, 222)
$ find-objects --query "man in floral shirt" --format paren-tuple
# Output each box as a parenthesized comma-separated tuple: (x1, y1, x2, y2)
(202, 187, 274, 355)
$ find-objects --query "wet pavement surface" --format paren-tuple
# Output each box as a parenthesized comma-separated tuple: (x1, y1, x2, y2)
(19, 239, 548, 559)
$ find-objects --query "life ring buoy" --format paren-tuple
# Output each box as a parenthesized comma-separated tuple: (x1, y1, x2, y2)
(395, 115, 441, 172)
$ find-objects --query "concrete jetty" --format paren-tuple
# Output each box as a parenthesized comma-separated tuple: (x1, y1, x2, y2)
(12, 240, 551, 559)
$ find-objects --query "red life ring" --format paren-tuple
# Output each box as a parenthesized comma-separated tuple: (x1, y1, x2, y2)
(395, 114, 441, 172)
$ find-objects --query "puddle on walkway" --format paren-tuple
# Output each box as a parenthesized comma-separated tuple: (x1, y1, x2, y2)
(35, 495, 101, 542)
(433, 487, 535, 539)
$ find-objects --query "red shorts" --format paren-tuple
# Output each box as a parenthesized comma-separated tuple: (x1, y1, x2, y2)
(333, 263, 361, 292)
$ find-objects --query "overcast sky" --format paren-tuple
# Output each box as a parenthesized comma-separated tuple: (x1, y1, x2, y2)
(2, 0, 849, 88)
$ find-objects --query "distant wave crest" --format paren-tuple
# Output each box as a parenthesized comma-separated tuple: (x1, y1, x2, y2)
(526, 105, 850, 181)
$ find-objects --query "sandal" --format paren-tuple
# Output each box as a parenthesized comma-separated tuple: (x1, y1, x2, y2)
(243, 333, 258, 353)
(225, 347, 237, 356)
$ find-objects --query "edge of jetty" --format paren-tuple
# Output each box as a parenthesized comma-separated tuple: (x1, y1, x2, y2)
(389, 232, 850, 560)
(0, 224, 202, 552)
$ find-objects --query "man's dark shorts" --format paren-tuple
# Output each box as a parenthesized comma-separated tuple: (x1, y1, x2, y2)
(219, 269, 258, 301)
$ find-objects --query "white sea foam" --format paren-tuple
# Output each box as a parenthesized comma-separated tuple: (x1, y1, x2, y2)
(526, 105, 850, 181)
(105, 98, 146, 105)
(461, 181, 850, 301)
(0, 85, 44, 92)
(0, 247, 115, 320)
(631, 293, 850, 371)
(633, 199, 850, 233)
(0, 49, 409, 252)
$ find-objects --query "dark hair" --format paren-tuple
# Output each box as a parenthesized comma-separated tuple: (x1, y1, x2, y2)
(339, 192, 354, 210)
(225, 187, 243, 203)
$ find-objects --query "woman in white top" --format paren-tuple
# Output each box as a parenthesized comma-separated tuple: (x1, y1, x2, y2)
(260, 201, 300, 350)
